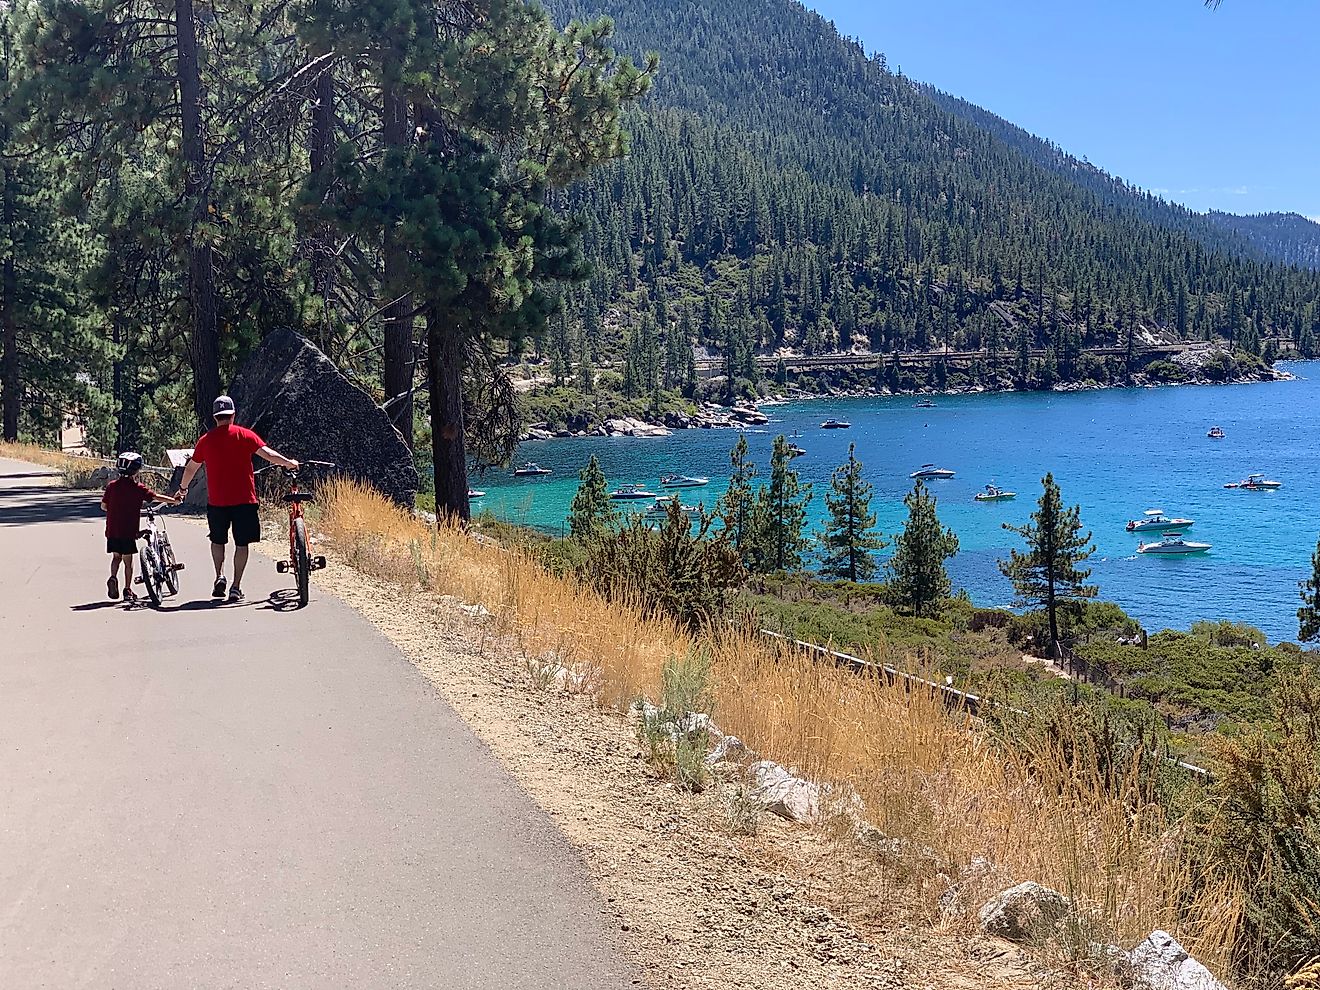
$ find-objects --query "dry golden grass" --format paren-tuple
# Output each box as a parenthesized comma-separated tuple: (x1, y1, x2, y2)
(0, 441, 98, 485)
(317, 478, 1242, 974)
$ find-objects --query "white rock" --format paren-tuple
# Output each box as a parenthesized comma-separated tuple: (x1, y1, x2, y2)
(748, 760, 820, 823)
(978, 881, 1071, 942)
(705, 734, 747, 765)
(1129, 930, 1227, 990)
(458, 602, 491, 620)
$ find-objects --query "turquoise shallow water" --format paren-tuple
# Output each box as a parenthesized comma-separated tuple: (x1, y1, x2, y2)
(473, 361, 1320, 643)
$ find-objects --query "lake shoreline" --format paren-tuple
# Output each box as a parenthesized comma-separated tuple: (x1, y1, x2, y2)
(522, 361, 1296, 441)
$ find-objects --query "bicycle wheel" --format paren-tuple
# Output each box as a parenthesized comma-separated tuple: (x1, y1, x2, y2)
(140, 543, 163, 607)
(159, 534, 180, 596)
(293, 517, 310, 607)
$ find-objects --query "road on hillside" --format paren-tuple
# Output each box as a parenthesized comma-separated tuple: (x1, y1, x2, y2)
(0, 458, 636, 989)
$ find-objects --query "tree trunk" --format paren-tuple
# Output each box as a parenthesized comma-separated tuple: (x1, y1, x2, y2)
(307, 67, 336, 353)
(175, 0, 221, 433)
(427, 311, 469, 522)
(381, 74, 413, 446)
(1, 22, 18, 444)
(1, 139, 17, 443)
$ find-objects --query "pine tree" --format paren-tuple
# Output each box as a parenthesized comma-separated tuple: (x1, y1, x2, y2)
(568, 455, 617, 539)
(1000, 473, 1097, 660)
(753, 435, 812, 572)
(819, 443, 884, 582)
(717, 434, 757, 557)
(1298, 536, 1320, 642)
(888, 479, 958, 617)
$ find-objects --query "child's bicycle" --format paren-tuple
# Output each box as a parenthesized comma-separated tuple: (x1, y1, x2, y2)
(136, 503, 184, 608)
(261, 461, 335, 608)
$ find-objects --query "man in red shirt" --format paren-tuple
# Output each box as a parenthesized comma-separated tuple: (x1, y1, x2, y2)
(174, 395, 299, 602)
(101, 452, 180, 601)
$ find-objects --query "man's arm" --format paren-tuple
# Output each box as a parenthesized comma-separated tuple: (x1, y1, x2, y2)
(175, 458, 202, 498)
(256, 446, 300, 471)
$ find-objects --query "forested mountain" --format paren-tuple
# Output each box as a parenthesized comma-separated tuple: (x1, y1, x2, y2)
(1205, 212, 1320, 271)
(541, 0, 1320, 394)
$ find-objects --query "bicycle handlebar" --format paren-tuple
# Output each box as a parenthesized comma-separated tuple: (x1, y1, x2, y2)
(255, 460, 337, 476)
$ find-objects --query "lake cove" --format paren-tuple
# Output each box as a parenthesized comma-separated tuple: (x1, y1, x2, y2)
(473, 362, 1320, 643)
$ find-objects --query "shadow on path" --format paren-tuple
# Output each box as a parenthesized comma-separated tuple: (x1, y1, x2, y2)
(0, 486, 101, 527)
(1, 470, 63, 481)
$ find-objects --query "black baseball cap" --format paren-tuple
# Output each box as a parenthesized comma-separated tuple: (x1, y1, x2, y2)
(213, 395, 236, 418)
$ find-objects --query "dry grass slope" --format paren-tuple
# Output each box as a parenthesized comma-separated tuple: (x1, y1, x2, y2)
(317, 479, 1243, 976)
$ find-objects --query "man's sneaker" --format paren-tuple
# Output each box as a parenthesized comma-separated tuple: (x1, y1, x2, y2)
(212, 577, 228, 599)
(107, 576, 119, 600)
(228, 586, 245, 603)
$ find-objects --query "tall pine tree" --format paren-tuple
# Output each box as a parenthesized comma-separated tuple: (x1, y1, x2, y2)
(1000, 472, 1097, 660)
(568, 455, 616, 539)
(819, 443, 884, 582)
(888, 479, 958, 617)
(752, 434, 811, 572)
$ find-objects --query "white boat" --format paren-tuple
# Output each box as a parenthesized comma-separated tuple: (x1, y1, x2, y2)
(609, 484, 659, 501)
(788, 444, 807, 458)
(914, 398, 936, 409)
(467, 489, 485, 499)
(1224, 473, 1282, 490)
(513, 462, 552, 476)
(911, 464, 955, 479)
(820, 419, 851, 429)
(974, 484, 1016, 502)
(1138, 532, 1212, 555)
(659, 474, 709, 488)
(1126, 509, 1194, 533)
(1207, 426, 1225, 439)
(646, 496, 698, 517)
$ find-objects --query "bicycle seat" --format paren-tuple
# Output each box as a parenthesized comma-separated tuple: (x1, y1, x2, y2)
(283, 492, 315, 503)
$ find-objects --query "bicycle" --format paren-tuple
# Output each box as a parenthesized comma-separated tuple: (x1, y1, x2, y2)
(135, 503, 185, 608)
(263, 461, 334, 608)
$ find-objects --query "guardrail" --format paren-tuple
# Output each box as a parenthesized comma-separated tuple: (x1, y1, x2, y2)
(759, 629, 1212, 781)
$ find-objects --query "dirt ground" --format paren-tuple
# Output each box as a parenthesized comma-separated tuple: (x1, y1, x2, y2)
(310, 558, 1062, 990)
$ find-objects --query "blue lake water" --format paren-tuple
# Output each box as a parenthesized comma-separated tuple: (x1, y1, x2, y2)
(473, 361, 1320, 643)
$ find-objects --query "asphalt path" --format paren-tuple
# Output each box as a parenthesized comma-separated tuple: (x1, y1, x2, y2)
(0, 458, 637, 989)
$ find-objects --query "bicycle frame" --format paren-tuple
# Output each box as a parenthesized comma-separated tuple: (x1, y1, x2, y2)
(267, 462, 333, 606)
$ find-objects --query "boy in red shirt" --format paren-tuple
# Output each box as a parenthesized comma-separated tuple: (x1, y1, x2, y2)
(101, 452, 180, 601)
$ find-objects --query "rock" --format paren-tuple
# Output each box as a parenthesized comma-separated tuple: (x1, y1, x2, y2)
(730, 406, 768, 425)
(748, 760, 821, 823)
(1129, 930, 1227, 990)
(228, 328, 417, 506)
(522, 426, 553, 441)
(978, 882, 1072, 942)
(87, 466, 116, 488)
(705, 734, 747, 765)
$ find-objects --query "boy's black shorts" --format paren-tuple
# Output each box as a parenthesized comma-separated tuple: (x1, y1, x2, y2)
(106, 537, 137, 555)
(207, 503, 262, 547)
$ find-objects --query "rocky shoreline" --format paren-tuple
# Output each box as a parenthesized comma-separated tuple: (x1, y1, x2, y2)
(520, 356, 1294, 441)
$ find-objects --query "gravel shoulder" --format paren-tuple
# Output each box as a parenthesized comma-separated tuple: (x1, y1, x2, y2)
(311, 558, 1054, 990)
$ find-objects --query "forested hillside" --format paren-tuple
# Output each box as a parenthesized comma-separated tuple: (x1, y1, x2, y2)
(542, 0, 1320, 397)
(1206, 211, 1320, 270)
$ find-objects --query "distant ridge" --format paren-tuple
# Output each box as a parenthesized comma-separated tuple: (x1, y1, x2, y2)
(543, 0, 1320, 374)
(1204, 212, 1320, 270)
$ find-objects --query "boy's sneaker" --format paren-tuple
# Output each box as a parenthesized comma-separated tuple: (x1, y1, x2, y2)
(228, 586, 245, 603)
(107, 576, 119, 600)
(212, 577, 228, 599)
(122, 588, 137, 602)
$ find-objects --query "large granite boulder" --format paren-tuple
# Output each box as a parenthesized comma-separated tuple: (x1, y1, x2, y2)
(227, 328, 417, 506)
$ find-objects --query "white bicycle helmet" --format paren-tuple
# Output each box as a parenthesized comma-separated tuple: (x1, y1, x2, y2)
(117, 451, 144, 475)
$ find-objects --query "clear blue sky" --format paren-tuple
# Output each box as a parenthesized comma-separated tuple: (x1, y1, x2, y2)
(806, 0, 1319, 219)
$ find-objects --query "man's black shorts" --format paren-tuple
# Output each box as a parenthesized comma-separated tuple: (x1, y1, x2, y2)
(106, 537, 137, 555)
(207, 503, 262, 547)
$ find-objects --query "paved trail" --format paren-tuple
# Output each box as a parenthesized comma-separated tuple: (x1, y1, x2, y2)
(0, 459, 636, 989)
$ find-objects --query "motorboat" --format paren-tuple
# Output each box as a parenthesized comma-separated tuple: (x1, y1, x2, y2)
(659, 474, 709, 488)
(1138, 532, 1212, 555)
(609, 484, 659, 501)
(513, 462, 552, 476)
(646, 496, 698, 517)
(1126, 509, 1194, 533)
(820, 419, 851, 429)
(914, 398, 936, 409)
(974, 484, 1016, 502)
(910, 464, 955, 479)
(788, 444, 807, 458)
(467, 489, 486, 499)
(1224, 473, 1282, 490)
(1207, 426, 1225, 439)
